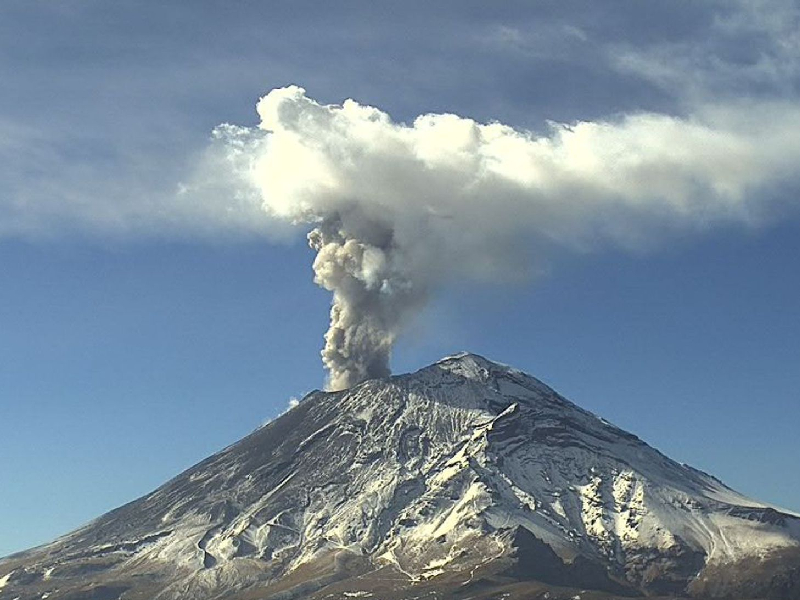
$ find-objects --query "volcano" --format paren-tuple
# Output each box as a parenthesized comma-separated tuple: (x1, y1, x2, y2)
(2, 353, 799, 599)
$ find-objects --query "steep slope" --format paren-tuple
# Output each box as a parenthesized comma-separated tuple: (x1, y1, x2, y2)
(2, 353, 799, 600)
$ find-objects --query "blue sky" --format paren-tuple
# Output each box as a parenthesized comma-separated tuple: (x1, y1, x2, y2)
(1, 1, 799, 557)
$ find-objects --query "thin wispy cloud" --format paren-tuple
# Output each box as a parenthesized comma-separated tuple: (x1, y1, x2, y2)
(610, 0, 800, 101)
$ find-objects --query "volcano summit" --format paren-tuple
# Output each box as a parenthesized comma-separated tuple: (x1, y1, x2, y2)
(2, 353, 798, 599)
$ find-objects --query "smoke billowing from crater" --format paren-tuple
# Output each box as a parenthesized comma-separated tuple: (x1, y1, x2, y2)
(308, 216, 426, 390)
(209, 86, 800, 389)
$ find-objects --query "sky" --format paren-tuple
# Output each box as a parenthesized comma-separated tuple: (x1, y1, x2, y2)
(1, 0, 799, 557)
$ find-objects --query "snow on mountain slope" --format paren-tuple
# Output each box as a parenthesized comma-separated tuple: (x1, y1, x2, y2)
(1, 353, 798, 600)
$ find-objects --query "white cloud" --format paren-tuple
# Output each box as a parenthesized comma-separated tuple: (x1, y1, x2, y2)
(217, 86, 800, 250)
(1, 0, 798, 389)
(204, 86, 800, 388)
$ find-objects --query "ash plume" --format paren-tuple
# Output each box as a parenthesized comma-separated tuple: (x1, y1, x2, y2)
(208, 86, 800, 390)
(308, 215, 426, 390)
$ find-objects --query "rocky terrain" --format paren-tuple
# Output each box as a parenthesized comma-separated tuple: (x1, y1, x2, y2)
(2, 353, 799, 599)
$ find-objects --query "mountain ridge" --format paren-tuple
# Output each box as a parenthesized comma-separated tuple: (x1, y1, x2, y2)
(2, 352, 799, 599)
